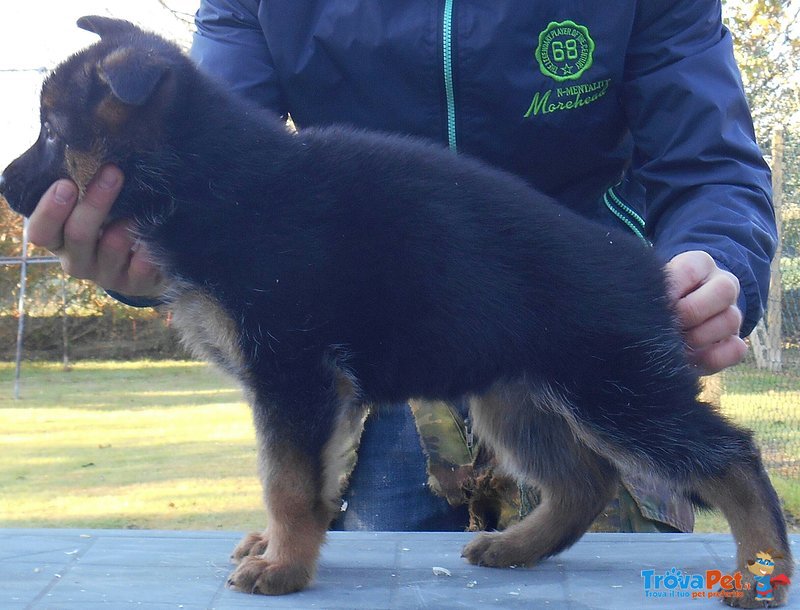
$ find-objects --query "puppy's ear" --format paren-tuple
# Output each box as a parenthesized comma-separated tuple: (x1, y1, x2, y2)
(77, 15, 140, 38)
(98, 48, 169, 106)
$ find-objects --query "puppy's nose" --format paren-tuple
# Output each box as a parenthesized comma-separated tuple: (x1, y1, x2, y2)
(0, 174, 6, 195)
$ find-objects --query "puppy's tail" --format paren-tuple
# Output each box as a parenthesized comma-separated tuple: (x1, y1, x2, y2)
(566, 363, 791, 595)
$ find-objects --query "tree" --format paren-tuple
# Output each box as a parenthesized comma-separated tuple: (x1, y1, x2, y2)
(724, 0, 800, 136)
(724, 0, 800, 369)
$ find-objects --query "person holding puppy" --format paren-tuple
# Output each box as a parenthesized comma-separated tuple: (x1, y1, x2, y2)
(27, 0, 775, 533)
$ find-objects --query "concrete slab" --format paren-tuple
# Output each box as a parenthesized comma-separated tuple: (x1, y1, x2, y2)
(1, 530, 797, 609)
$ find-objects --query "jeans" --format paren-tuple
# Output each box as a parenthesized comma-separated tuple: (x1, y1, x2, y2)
(330, 403, 470, 531)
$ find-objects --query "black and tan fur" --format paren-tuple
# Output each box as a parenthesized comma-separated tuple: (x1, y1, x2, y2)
(0, 17, 791, 606)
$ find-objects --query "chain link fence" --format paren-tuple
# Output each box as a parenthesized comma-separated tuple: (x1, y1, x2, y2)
(717, 128, 800, 526)
(0, 1, 797, 528)
(0, 262, 185, 363)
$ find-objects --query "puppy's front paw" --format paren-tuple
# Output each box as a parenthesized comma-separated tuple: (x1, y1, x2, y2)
(226, 555, 312, 595)
(462, 531, 531, 568)
(231, 531, 269, 564)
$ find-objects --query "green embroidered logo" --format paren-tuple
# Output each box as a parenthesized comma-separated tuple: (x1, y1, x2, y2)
(523, 79, 610, 118)
(535, 20, 595, 82)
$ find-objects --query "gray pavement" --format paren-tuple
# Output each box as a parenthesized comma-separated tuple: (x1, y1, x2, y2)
(2, 530, 798, 609)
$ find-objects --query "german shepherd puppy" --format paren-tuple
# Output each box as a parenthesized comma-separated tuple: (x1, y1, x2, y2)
(1, 17, 791, 606)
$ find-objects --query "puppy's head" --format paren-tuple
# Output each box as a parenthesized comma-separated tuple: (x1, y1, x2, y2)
(0, 16, 189, 217)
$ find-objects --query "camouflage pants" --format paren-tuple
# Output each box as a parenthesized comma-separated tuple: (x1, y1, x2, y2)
(409, 399, 693, 534)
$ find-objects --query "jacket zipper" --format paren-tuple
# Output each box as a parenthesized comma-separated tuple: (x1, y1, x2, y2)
(442, 0, 457, 152)
(603, 186, 648, 244)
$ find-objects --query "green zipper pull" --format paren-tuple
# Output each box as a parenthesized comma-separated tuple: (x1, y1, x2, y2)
(443, 0, 457, 152)
(603, 186, 649, 244)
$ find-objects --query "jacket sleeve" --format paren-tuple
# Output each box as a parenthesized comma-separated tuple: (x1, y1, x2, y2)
(622, 0, 777, 336)
(192, 0, 285, 114)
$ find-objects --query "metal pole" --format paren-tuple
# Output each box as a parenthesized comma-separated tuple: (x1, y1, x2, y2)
(61, 271, 70, 371)
(14, 218, 30, 399)
(767, 127, 784, 371)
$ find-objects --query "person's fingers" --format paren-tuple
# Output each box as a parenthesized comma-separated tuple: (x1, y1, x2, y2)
(91, 222, 164, 296)
(688, 335, 748, 375)
(125, 241, 166, 297)
(61, 165, 124, 278)
(673, 270, 740, 331)
(27, 180, 78, 251)
(665, 251, 747, 375)
(666, 250, 717, 301)
(22, 166, 163, 298)
(683, 305, 743, 351)
(94, 221, 137, 289)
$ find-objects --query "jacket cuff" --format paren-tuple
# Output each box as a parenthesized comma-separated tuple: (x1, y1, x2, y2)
(105, 290, 163, 309)
(713, 260, 750, 337)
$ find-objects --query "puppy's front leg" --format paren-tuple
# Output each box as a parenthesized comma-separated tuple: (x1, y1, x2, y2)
(228, 370, 366, 595)
(228, 431, 330, 595)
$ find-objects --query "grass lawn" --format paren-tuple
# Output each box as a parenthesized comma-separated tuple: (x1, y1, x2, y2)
(1, 360, 798, 533)
(694, 366, 800, 532)
(0, 361, 264, 530)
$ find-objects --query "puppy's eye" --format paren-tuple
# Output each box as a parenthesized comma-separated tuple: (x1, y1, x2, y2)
(43, 121, 57, 143)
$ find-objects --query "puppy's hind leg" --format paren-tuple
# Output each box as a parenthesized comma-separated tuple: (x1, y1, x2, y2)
(462, 380, 619, 567)
(584, 371, 792, 607)
(689, 427, 792, 608)
(571, 363, 792, 608)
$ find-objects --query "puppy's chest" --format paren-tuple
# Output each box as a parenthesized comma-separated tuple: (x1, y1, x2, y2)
(167, 286, 247, 379)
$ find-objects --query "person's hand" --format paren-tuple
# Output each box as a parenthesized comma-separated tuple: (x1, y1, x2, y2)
(665, 250, 748, 374)
(27, 165, 165, 298)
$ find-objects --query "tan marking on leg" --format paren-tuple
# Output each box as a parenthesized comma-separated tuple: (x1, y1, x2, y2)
(473, 377, 654, 478)
(320, 370, 368, 512)
(696, 464, 792, 608)
(231, 531, 269, 564)
(464, 380, 618, 567)
(229, 443, 328, 595)
(463, 470, 616, 568)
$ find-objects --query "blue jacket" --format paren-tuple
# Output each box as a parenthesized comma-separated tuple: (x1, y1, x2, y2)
(191, 0, 776, 335)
